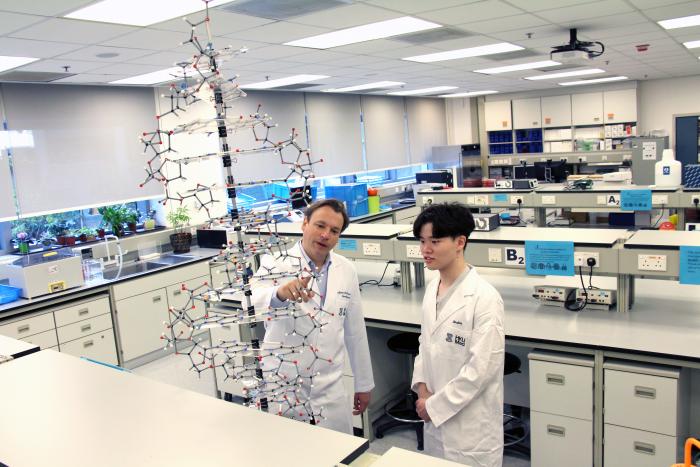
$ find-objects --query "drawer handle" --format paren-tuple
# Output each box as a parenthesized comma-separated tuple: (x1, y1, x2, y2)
(173, 290, 182, 296)
(547, 425, 566, 437)
(17, 324, 30, 333)
(80, 324, 92, 333)
(546, 373, 565, 385)
(634, 386, 656, 399)
(78, 308, 89, 316)
(83, 340, 94, 348)
(152, 296, 162, 303)
(633, 441, 655, 456)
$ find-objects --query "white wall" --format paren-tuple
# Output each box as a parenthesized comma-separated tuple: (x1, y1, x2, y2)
(445, 97, 477, 145)
(638, 75, 700, 149)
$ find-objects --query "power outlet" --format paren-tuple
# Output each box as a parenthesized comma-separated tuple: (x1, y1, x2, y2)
(422, 196, 434, 206)
(488, 248, 502, 263)
(691, 195, 700, 206)
(510, 195, 524, 205)
(574, 251, 600, 268)
(637, 254, 667, 272)
(362, 242, 381, 257)
(652, 195, 668, 205)
(405, 244, 422, 259)
(474, 195, 488, 206)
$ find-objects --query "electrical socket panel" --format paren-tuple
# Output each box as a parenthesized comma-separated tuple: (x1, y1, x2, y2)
(691, 195, 700, 206)
(362, 242, 381, 257)
(574, 251, 600, 268)
(405, 244, 422, 259)
(488, 248, 502, 263)
(652, 195, 668, 205)
(473, 195, 488, 206)
(510, 195, 524, 205)
(422, 196, 434, 206)
(637, 254, 667, 272)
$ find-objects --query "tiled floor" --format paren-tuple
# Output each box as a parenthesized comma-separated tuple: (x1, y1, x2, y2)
(134, 351, 530, 466)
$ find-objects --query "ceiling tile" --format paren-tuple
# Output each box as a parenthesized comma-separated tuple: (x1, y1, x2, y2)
(418, 1, 524, 26)
(535, 1, 634, 23)
(55, 45, 154, 62)
(627, 0, 690, 8)
(100, 29, 192, 51)
(270, 50, 355, 65)
(504, 0, 599, 12)
(0, 0, 93, 16)
(641, 1, 700, 20)
(459, 14, 549, 34)
(0, 37, 83, 58)
(401, 34, 499, 51)
(88, 62, 168, 75)
(15, 58, 105, 73)
(0, 11, 46, 35)
(333, 38, 409, 54)
(321, 54, 390, 68)
(10, 18, 137, 44)
(52, 73, 130, 84)
(152, 9, 275, 35)
(579, 23, 664, 41)
(490, 24, 569, 42)
(288, 4, 401, 29)
(225, 22, 332, 44)
(358, 0, 477, 14)
(244, 44, 312, 60)
(125, 51, 205, 67)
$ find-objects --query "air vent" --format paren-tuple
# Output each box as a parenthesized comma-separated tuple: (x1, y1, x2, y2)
(0, 71, 76, 83)
(482, 49, 540, 61)
(393, 28, 471, 45)
(221, 0, 351, 20)
(265, 83, 327, 90)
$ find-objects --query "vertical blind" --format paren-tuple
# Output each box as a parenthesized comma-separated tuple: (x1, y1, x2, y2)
(362, 95, 408, 171)
(406, 97, 447, 165)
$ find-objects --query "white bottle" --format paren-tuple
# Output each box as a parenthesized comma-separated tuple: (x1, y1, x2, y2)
(654, 148, 681, 187)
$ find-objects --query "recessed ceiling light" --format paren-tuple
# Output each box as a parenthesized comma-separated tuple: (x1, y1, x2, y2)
(403, 43, 523, 63)
(284, 17, 441, 49)
(683, 40, 700, 49)
(95, 52, 120, 58)
(558, 76, 628, 86)
(658, 14, 700, 30)
(439, 90, 499, 98)
(65, 0, 233, 26)
(474, 60, 560, 74)
(387, 86, 457, 96)
(322, 81, 405, 93)
(523, 68, 605, 80)
(0, 55, 39, 73)
(241, 74, 329, 90)
(110, 66, 187, 85)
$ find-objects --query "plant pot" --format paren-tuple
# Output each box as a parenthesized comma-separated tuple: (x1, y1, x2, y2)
(65, 236, 76, 246)
(56, 235, 66, 245)
(144, 218, 156, 230)
(97, 229, 105, 238)
(170, 232, 192, 254)
(86, 235, 96, 242)
(113, 225, 125, 237)
(78, 234, 87, 242)
(18, 241, 30, 254)
(127, 222, 137, 232)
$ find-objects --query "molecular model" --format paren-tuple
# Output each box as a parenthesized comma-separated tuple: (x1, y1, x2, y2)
(137, 1, 327, 424)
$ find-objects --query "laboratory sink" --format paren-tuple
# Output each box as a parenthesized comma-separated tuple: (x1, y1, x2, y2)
(149, 254, 194, 265)
(102, 261, 167, 280)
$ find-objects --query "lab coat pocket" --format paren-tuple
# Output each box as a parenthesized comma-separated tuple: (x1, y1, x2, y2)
(437, 325, 470, 359)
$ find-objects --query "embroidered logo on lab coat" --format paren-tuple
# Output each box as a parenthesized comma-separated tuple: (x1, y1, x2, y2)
(446, 332, 466, 346)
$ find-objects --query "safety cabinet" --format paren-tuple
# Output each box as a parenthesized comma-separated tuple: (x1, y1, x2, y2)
(485, 100, 512, 131)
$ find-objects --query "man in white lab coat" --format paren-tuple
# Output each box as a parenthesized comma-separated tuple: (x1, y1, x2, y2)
(411, 202, 505, 466)
(251, 199, 374, 434)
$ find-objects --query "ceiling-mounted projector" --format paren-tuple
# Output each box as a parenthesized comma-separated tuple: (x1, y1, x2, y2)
(551, 28, 605, 64)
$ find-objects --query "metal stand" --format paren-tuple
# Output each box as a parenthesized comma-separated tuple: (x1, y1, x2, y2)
(413, 263, 425, 289)
(400, 261, 413, 294)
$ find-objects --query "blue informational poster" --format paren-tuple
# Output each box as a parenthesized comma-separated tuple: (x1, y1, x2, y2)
(620, 189, 652, 211)
(525, 241, 575, 276)
(493, 194, 508, 203)
(337, 239, 357, 251)
(679, 246, 700, 285)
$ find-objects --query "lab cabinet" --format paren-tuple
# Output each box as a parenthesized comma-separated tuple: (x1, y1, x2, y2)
(485, 100, 512, 131)
(166, 275, 209, 339)
(531, 411, 593, 467)
(20, 328, 58, 349)
(60, 329, 117, 364)
(54, 296, 110, 327)
(116, 289, 169, 362)
(512, 98, 541, 129)
(0, 312, 55, 340)
(56, 313, 112, 344)
(541, 95, 572, 128)
(604, 424, 678, 467)
(603, 88, 637, 123)
(572, 92, 603, 126)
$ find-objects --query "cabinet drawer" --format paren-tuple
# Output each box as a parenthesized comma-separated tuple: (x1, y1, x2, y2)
(54, 296, 110, 327)
(112, 261, 210, 300)
(116, 289, 169, 362)
(60, 329, 118, 365)
(529, 356, 593, 420)
(21, 328, 58, 349)
(604, 368, 679, 435)
(166, 275, 208, 340)
(604, 424, 679, 467)
(531, 411, 592, 467)
(57, 313, 113, 344)
(0, 312, 55, 339)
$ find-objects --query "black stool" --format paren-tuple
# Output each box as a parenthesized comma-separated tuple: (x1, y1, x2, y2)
(504, 352, 529, 447)
(374, 332, 424, 450)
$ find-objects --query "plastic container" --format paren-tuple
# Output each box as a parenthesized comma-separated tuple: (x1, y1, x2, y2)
(655, 149, 682, 187)
(325, 183, 368, 217)
(0, 284, 21, 304)
(367, 188, 380, 214)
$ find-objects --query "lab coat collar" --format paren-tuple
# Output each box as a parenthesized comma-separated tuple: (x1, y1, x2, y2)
(431, 266, 479, 335)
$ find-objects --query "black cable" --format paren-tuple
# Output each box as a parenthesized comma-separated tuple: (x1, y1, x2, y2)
(359, 262, 397, 288)
(565, 266, 589, 312)
(651, 204, 666, 229)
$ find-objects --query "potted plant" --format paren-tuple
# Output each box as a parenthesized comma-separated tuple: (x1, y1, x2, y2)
(98, 205, 128, 237)
(15, 231, 30, 254)
(76, 227, 96, 243)
(39, 232, 55, 248)
(167, 206, 192, 253)
(65, 229, 77, 246)
(143, 209, 156, 230)
(125, 208, 139, 233)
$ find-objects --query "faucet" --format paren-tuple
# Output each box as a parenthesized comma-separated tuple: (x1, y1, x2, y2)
(102, 235, 125, 277)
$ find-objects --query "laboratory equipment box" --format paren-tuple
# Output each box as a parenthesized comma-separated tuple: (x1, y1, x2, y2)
(325, 183, 369, 217)
(0, 250, 84, 299)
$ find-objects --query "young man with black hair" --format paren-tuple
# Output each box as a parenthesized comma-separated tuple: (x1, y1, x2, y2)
(251, 199, 374, 434)
(411, 202, 505, 466)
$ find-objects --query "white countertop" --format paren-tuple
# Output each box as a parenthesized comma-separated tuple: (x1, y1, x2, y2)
(253, 222, 411, 239)
(0, 350, 368, 467)
(369, 447, 465, 467)
(625, 230, 700, 248)
(0, 334, 38, 359)
(536, 183, 678, 193)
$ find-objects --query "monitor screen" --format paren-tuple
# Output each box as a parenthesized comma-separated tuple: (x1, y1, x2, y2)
(534, 160, 568, 183)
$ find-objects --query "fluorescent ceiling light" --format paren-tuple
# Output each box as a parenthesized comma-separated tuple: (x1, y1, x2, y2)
(683, 40, 700, 49)
(285, 17, 441, 49)
(439, 90, 499, 98)
(65, 0, 232, 26)
(403, 43, 523, 63)
(474, 60, 560, 74)
(388, 86, 458, 96)
(241, 74, 328, 90)
(322, 81, 405, 93)
(559, 76, 628, 86)
(524, 68, 605, 80)
(658, 14, 700, 30)
(110, 66, 189, 85)
(0, 55, 39, 73)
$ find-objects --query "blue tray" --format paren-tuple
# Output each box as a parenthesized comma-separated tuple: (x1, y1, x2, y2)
(0, 284, 21, 304)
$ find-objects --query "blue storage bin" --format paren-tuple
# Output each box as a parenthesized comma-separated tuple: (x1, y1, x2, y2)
(325, 183, 368, 217)
(0, 284, 21, 304)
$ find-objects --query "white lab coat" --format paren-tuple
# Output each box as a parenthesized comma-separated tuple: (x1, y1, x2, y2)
(251, 243, 374, 434)
(412, 267, 505, 467)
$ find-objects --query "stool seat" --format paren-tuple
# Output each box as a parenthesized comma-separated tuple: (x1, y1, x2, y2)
(387, 332, 420, 355)
(504, 352, 521, 376)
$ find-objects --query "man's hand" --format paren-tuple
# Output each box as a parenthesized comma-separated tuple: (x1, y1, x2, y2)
(414, 382, 433, 401)
(353, 391, 371, 415)
(416, 397, 431, 422)
(276, 275, 315, 302)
